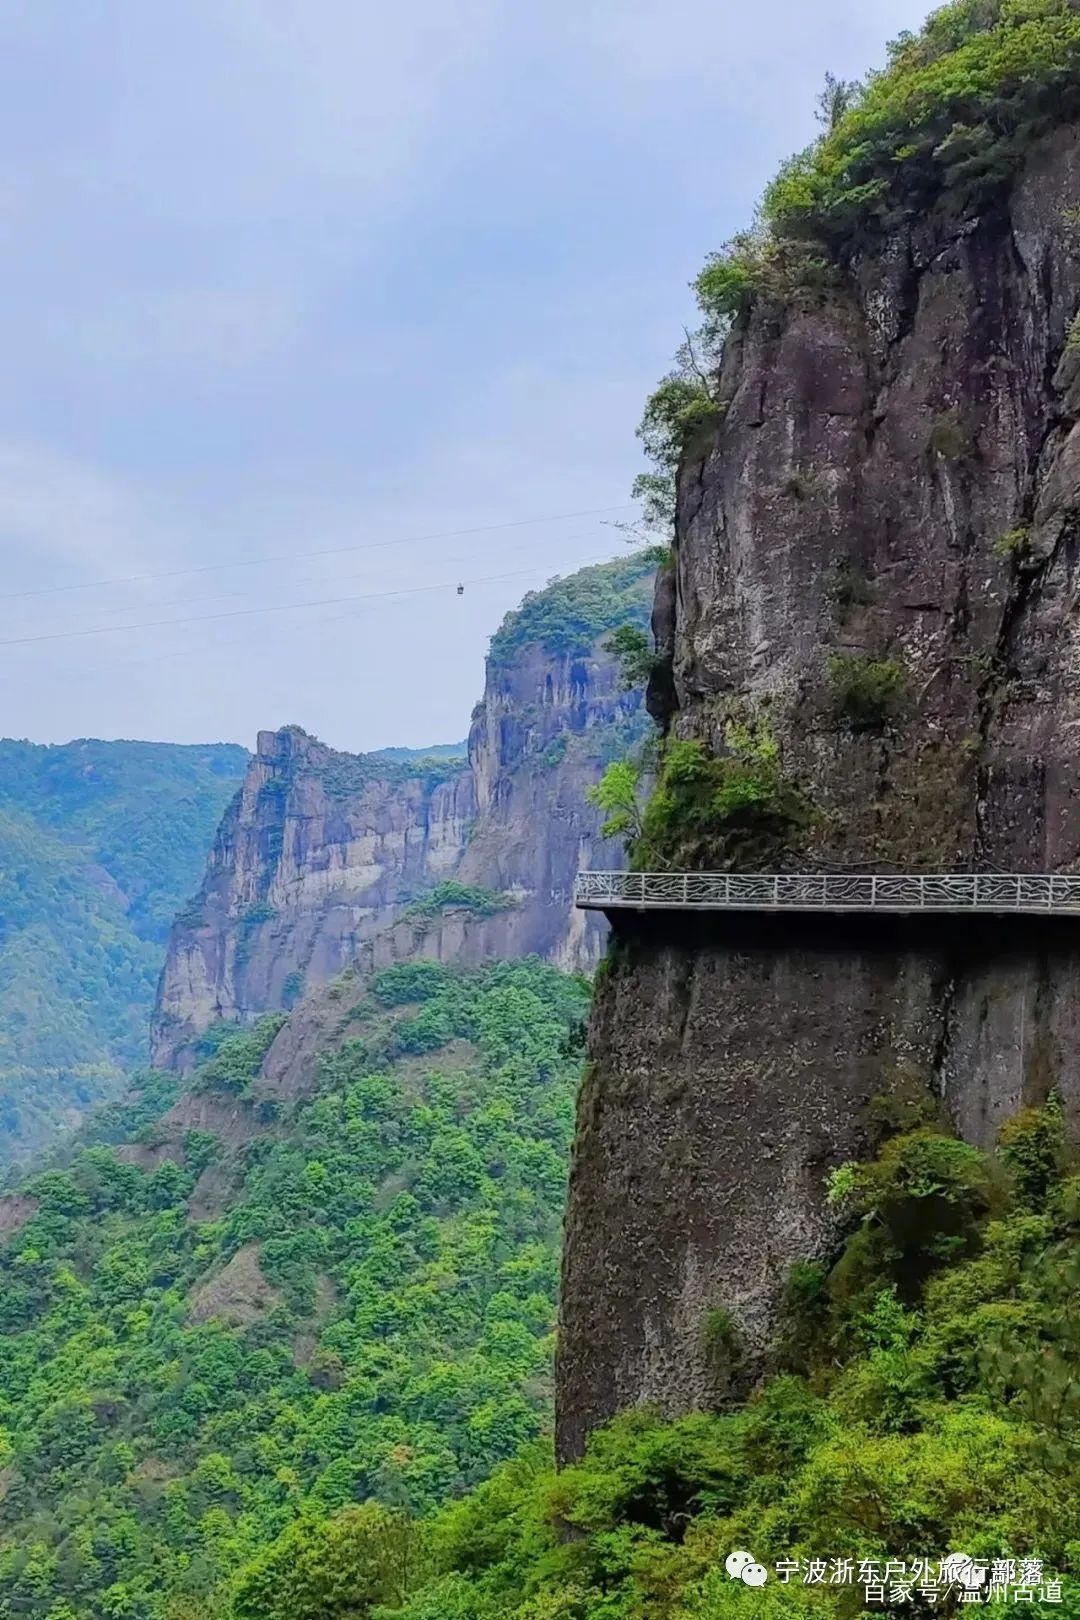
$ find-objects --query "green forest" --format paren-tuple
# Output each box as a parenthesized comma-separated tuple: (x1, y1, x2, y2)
(488, 554, 657, 668)
(0, 741, 249, 1165)
(5, 961, 1078, 1618)
(0, 957, 590, 1617)
(359, 1101, 1080, 1619)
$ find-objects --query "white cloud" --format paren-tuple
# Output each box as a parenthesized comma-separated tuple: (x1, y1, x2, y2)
(68, 284, 304, 374)
(0, 444, 161, 588)
(0, 0, 937, 749)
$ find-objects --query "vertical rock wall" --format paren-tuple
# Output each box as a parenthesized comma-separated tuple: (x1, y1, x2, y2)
(557, 124, 1080, 1458)
(150, 728, 474, 1066)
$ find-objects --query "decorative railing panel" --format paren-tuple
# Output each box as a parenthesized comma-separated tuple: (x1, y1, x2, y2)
(573, 872, 1080, 915)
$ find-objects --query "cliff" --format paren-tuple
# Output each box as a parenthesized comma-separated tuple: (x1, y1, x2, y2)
(151, 556, 652, 1068)
(150, 731, 472, 1066)
(558, 26, 1080, 1457)
(658, 121, 1080, 871)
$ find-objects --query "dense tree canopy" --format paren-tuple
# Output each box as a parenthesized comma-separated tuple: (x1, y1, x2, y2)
(488, 555, 657, 667)
(0, 958, 589, 1618)
(0, 740, 248, 1164)
(237, 1100, 1080, 1619)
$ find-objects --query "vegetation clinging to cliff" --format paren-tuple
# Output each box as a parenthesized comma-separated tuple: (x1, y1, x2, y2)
(403, 882, 515, 922)
(636, 730, 815, 870)
(487, 553, 655, 667)
(827, 653, 908, 732)
(634, 359, 725, 530)
(590, 724, 815, 871)
(634, 0, 1080, 526)
(230, 1098, 1080, 1616)
(603, 624, 664, 691)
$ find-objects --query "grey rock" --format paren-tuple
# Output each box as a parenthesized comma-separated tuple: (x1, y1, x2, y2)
(152, 639, 646, 1068)
(557, 123, 1080, 1459)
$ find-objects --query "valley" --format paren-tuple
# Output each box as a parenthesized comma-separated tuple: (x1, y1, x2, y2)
(3, 3, 1080, 1617)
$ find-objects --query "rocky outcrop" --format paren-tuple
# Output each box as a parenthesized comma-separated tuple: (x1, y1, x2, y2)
(0, 1193, 38, 1243)
(662, 124, 1080, 868)
(455, 638, 645, 970)
(188, 1242, 282, 1327)
(152, 558, 653, 1068)
(151, 730, 474, 1067)
(557, 124, 1080, 1457)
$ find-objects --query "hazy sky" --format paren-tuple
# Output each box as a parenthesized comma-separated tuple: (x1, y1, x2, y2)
(0, 0, 927, 754)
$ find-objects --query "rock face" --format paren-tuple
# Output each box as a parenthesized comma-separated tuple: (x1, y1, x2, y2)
(457, 638, 643, 970)
(557, 124, 1080, 1457)
(661, 123, 1080, 868)
(152, 559, 651, 1068)
(151, 730, 473, 1066)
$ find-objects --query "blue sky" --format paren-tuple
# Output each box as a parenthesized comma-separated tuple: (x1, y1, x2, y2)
(0, 0, 927, 752)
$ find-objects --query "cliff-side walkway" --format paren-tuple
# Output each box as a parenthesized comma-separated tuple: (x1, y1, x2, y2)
(574, 871, 1080, 915)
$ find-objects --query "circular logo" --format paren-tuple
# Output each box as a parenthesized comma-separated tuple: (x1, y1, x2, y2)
(726, 1551, 769, 1586)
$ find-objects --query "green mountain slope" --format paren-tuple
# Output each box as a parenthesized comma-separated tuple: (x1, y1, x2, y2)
(0, 956, 588, 1617)
(0, 739, 248, 1164)
(488, 551, 657, 667)
(338, 1105, 1079, 1620)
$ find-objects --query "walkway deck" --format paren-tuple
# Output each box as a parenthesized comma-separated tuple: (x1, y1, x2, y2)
(574, 871, 1080, 916)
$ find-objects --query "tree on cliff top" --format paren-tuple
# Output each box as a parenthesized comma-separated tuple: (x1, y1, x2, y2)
(634, 0, 1080, 529)
(487, 553, 656, 666)
(765, 0, 1080, 245)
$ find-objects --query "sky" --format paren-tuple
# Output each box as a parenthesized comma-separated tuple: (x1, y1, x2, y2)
(0, 0, 929, 754)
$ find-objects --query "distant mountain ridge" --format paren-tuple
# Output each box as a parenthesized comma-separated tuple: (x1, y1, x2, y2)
(368, 741, 468, 762)
(0, 738, 249, 1164)
(152, 553, 656, 1069)
(0, 554, 657, 1150)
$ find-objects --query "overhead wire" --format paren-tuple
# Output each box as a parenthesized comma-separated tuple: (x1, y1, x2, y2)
(92, 551, 617, 677)
(1, 529, 604, 635)
(0, 555, 620, 651)
(0, 502, 637, 604)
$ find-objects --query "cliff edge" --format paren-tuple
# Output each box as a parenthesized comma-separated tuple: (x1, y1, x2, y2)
(559, 9, 1080, 1458)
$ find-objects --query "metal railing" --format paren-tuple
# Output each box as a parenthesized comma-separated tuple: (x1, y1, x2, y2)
(574, 871, 1080, 915)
